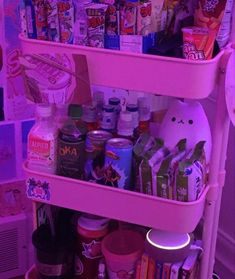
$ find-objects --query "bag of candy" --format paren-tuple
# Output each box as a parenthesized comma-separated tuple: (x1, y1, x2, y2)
(175, 141, 206, 202)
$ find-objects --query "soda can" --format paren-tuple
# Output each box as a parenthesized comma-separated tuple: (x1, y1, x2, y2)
(85, 130, 112, 182)
(74, 214, 110, 279)
(104, 138, 133, 189)
(24, 0, 37, 39)
(45, 0, 60, 42)
(33, 0, 48, 40)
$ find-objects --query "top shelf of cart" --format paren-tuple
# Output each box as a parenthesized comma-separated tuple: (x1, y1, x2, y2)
(20, 34, 225, 99)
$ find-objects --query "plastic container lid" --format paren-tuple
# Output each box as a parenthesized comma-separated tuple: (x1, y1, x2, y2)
(82, 104, 97, 123)
(78, 214, 110, 231)
(102, 229, 144, 261)
(36, 104, 53, 117)
(117, 111, 134, 136)
(103, 104, 114, 113)
(126, 104, 138, 112)
(109, 97, 121, 106)
(68, 104, 83, 119)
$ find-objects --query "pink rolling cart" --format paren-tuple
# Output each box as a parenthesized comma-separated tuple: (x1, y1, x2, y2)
(22, 6, 235, 278)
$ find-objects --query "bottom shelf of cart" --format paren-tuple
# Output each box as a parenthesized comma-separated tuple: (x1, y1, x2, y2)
(24, 162, 209, 233)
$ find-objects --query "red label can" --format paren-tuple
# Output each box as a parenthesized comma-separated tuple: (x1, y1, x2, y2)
(74, 214, 110, 279)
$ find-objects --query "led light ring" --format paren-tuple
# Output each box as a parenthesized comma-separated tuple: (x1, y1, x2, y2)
(146, 229, 191, 251)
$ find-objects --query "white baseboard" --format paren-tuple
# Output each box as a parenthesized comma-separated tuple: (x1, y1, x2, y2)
(215, 228, 235, 278)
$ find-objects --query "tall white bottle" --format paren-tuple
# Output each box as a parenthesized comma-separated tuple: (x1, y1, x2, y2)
(27, 104, 58, 174)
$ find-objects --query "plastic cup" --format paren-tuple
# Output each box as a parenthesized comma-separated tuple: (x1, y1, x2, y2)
(101, 229, 144, 279)
(32, 224, 74, 279)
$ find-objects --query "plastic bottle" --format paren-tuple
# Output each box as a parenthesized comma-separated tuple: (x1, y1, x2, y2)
(55, 104, 69, 129)
(82, 104, 99, 131)
(57, 118, 86, 179)
(100, 105, 116, 133)
(108, 97, 121, 116)
(134, 97, 151, 139)
(126, 103, 139, 129)
(93, 91, 104, 121)
(68, 104, 87, 134)
(27, 104, 58, 174)
(117, 111, 134, 141)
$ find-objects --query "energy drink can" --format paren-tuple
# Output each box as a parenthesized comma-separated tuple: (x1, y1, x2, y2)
(85, 130, 112, 183)
(104, 138, 133, 189)
(57, 0, 74, 44)
(33, 0, 48, 40)
(45, 0, 60, 42)
(24, 0, 37, 39)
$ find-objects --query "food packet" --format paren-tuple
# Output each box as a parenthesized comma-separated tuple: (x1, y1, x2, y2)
(152, 138, 187, 199)
(133, 133, 159, 192)
(175, 141, 206, 202)
(137, 1, 152, 35)
(194, 0, 227, 33)
(139, 139, 169, 195)
(86, 3, 108, 48)
(182, 26, 216, 60)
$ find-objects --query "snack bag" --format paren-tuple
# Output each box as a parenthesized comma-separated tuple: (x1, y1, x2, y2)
(175, 141, 206, 202)
(133, 133, 158, 192)
(137, 1, 152, 35)
(86, 3, 108, 48)
(45, 0, 60, 42)
(139, 139, 169, 195)
(33, 0, 48, 40)
(57, 0, 74, 44)
(151, 0, 165, 32)
(182, 26, 216, 60)
(120, 1, 138, 35)
(152, 138, 187, 199)
(194, 0, 227, 33)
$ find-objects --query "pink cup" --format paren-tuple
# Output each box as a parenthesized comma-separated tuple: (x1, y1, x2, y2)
(101, 229, 144, 279)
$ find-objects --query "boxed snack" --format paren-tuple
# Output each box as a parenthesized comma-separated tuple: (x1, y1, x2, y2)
(175, 141, 206, 202)
(152, 138, 187, 199)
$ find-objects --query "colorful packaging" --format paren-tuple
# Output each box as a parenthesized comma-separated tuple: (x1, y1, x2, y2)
(45, 0, 60, 42)
(19, 0, 28, 37)
(86, 4, 108, 48)
(73, 0, 92, 45)
(152, 138, 186, 199)
(182, 26, 216, 60)
(120, 33, 156, 53)
(104, 138, 133, 189)
(33, 0, 48, 40)
(151, 0, 166, 32)
(99, 0, 120, 35)
(139, 139, 168, 195)
(120, 1, 138, 35)
(75, 214, 110, 279)
(85, 130, 112, 183)
(24, 0, 37, 39)
(133, 133, 157, 191)
(57, 119, 86, 179)
(137, 1, 152, 35)
(176, 141, 206, 202)
(139, 254, 149, 279)
(194, 0, 227, 33)
(57, 0, 74, 44)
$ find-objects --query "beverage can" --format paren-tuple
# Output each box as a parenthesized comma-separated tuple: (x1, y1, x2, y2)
(74, 214, 110, 279)
(57, 120, 85, 179)
(104, 138, 133, 189)
(85, 130, 112, 182)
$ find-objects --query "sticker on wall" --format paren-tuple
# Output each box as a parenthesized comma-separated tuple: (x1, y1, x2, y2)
(26, 177, 51, 201)
(0, 123, 17, 181)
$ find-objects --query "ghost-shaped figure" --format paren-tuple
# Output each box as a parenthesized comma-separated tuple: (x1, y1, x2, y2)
(159, 99, 212, 162)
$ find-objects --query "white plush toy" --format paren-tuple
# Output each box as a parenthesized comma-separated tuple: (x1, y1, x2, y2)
(159, 99, 212, 162)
